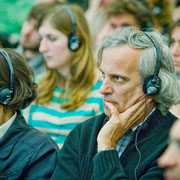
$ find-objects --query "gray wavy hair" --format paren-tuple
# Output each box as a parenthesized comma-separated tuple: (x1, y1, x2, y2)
(98, 27, 180, 115)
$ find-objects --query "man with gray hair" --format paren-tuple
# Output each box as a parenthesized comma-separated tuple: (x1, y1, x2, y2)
(52, 27, 180, 179)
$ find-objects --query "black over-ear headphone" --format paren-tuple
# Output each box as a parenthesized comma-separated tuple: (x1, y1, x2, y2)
(61, 5, 81, 51)
(0, 49, 14, 105)
(143, 32, 162, 96)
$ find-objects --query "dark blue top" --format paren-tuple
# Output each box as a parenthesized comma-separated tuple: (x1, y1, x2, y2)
(0, 110, 59, 179)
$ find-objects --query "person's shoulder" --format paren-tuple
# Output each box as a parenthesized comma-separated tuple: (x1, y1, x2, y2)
(91, 80, 102, 90)
(75, 113, 106, 135)
(150, 108, 178, 131)
(20, 124, 59, 151)
(80, 113, 105, 125)
(62, 113, 107, 151)
(35, 72, 46, 83)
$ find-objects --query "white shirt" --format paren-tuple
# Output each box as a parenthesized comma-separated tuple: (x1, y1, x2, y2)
(0, 111, 17, 139)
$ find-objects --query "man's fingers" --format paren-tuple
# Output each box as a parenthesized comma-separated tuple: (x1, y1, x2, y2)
(104, 102, 119, 115)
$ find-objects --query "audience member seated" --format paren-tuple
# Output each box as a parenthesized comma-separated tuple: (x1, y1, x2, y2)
(16, 2, 58, 76)
(158, 119, 180, 180)
(173, 0, 180, 22)
(0, 48, 58, 179)
(85, 0, 115, 45)
(144, 0, 173, 39)
(95, 0, 153, 54)
(51, 27, 180, 179)
(0, 0, 35, 47)
(169, 19, 180, 117)
(23, 4, 104, 148)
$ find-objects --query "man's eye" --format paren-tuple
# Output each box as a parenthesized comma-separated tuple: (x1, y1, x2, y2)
(115, 76, 122, 81)
(110, 23, 116, 29)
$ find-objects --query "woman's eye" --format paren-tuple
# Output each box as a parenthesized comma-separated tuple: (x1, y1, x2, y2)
(49, 36, 57, 41)
(170, 39, 175, 46)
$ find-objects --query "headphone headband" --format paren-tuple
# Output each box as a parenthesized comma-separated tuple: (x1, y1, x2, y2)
(60, 5, 81, 51)
(143, 33, 162, 96)
(61, 5, 76, 35)
(0, 49, 14, 93)
(144, 32, 162, 79)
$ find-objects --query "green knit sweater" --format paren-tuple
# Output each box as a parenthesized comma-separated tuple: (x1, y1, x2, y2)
(52, 109, 177, 180)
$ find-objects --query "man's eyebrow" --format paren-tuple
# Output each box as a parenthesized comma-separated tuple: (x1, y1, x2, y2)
(99, 69, 130, 81)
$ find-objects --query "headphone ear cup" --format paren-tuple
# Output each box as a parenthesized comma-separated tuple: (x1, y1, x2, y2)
(68, 34, 81, 51)
(0, 88, 12, 105)
(143, 75, 161, 96)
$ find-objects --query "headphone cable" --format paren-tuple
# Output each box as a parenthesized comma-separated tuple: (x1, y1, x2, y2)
(134, 97, 148, 180)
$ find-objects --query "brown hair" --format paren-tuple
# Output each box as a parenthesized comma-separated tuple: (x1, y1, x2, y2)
(170, 18, 180, 33)
(0, 48, 38, 110)
(147, 0, 173, 32)
(28, 2, 60, 29)
(104, 0, 153, 30)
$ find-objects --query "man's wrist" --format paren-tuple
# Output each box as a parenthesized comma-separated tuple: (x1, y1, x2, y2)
(97, 147, 115, 153)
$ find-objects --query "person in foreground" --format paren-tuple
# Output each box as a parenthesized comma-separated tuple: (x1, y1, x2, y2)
(0, 48, 58, 179)
(51, 27, 180, 180)
(158, 119, 180, 180)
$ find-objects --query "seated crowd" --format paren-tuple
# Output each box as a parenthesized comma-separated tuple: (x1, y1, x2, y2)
(0, 0, 180, 179)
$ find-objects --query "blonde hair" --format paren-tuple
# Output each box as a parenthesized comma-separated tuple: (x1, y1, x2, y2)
(35, 4, 96, 110)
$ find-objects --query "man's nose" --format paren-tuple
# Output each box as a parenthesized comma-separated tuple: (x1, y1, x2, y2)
(99, 78, 113, 95)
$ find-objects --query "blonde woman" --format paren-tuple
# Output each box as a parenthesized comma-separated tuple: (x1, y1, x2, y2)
(24, 4, 104, 148)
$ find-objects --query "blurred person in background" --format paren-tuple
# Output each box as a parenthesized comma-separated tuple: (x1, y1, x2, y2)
(85, 0, 115, 44)
(0, 0, 35, 48)
(95, 0, 153, 54)
(144, 0, 174, 41)
(169, 19, 180, 118)
(36, 0, 66, 3)
(173, 0, 180, 22)
(23, 4, 104, 148)
(16, 2, 58, 76)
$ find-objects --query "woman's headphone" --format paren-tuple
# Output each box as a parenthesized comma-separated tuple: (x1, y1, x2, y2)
(0, 49, 14, 105)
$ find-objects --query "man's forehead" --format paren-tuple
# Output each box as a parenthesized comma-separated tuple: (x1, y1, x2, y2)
(108, 14, 140, 28)
(102, 45, 141, 58)
(27, 19, 38, 28)
(100, 45, 141, 74)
